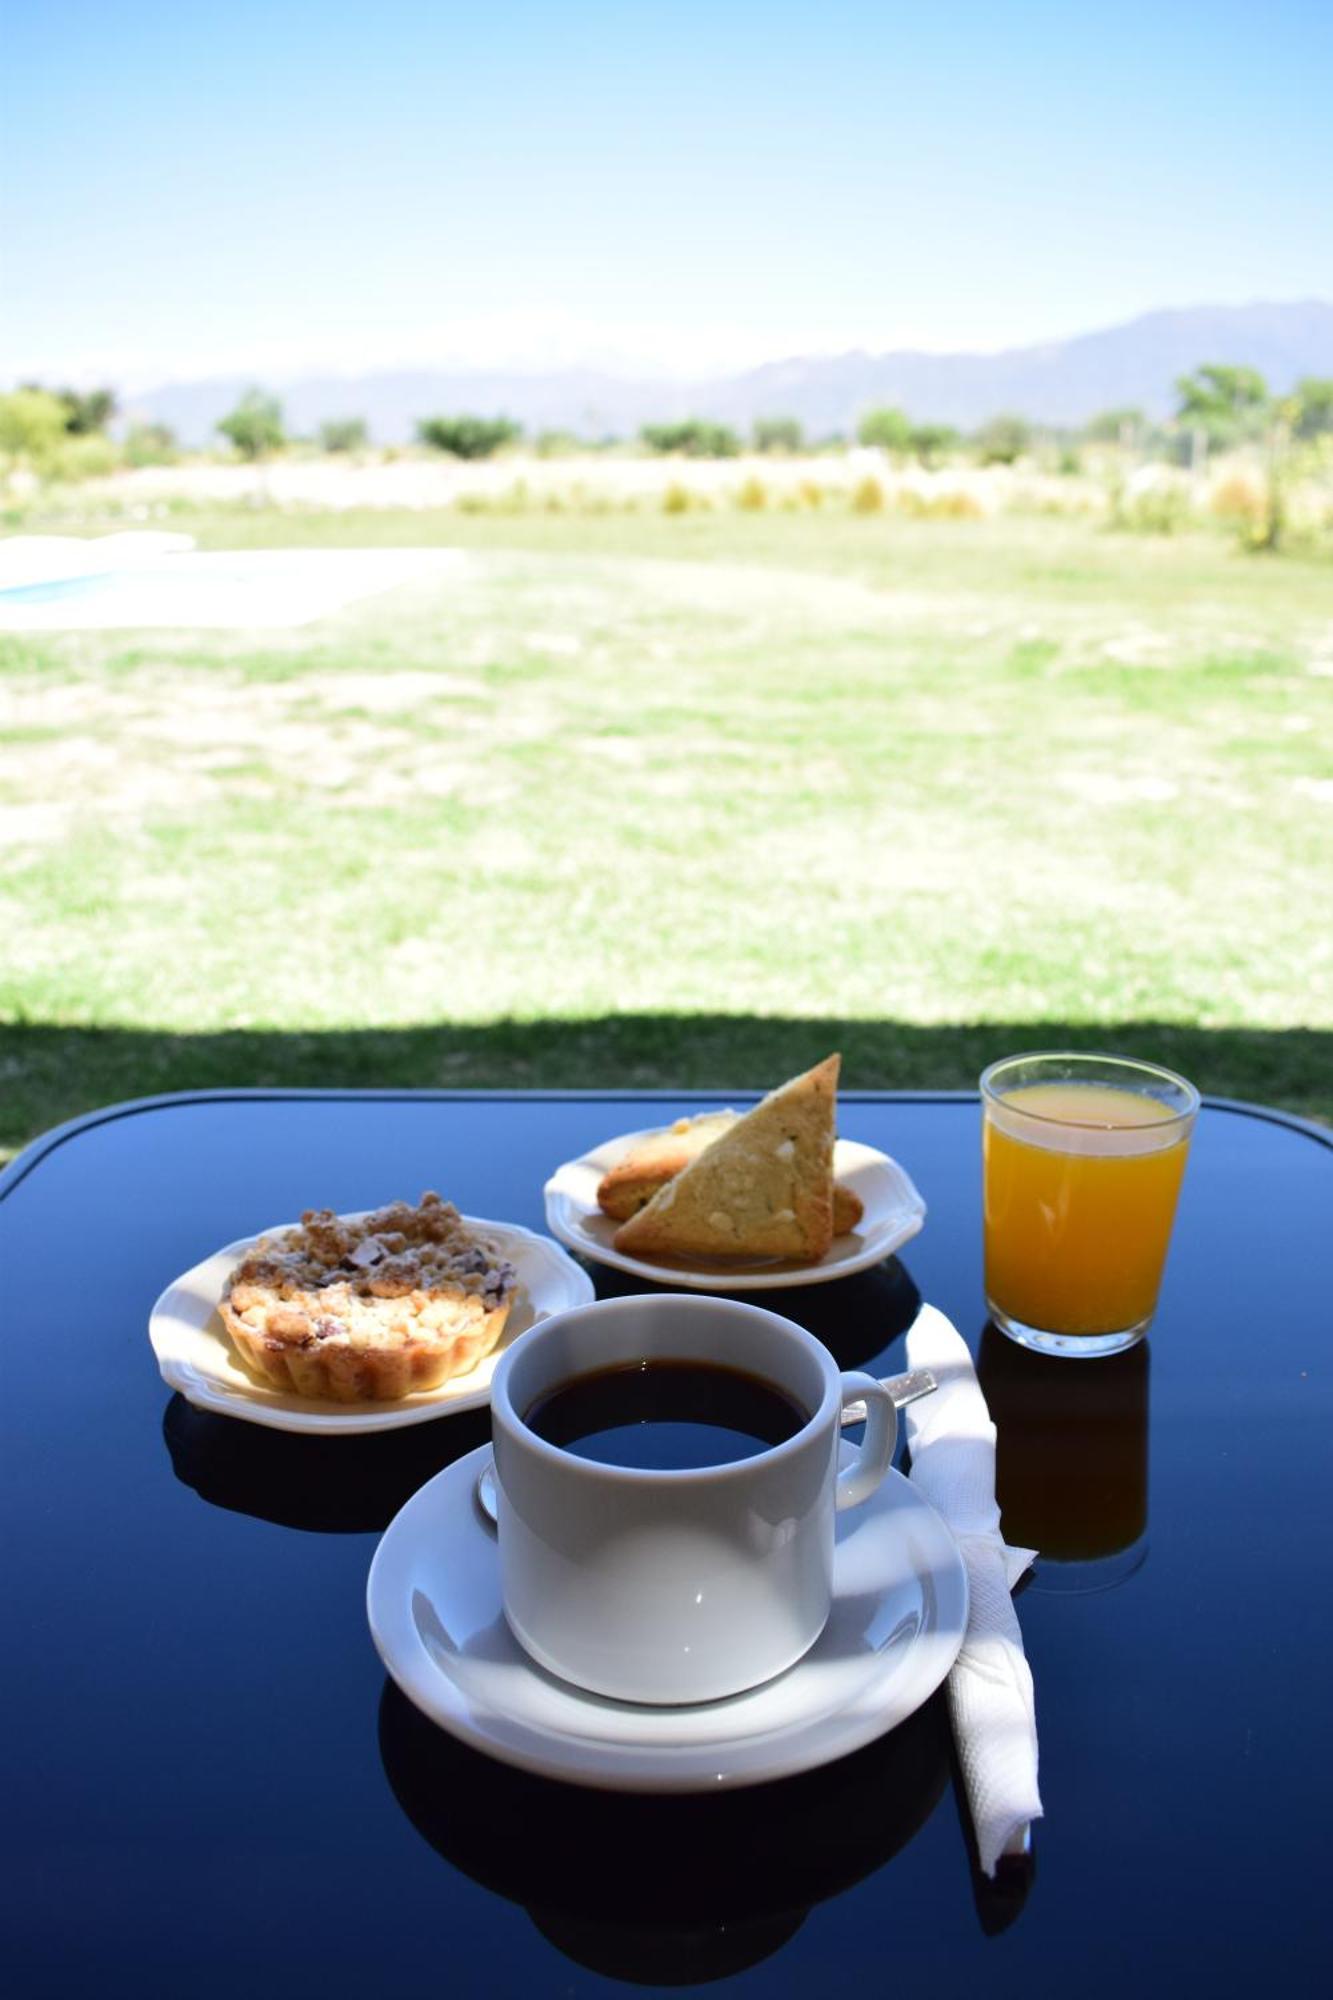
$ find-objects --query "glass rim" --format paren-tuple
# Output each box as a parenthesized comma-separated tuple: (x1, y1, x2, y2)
(979, 1050, 1201, 1130)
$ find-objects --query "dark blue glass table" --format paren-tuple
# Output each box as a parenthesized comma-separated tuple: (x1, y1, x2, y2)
(3, 1090, 1329, 1995)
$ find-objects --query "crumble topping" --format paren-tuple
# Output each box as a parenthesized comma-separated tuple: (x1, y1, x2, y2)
(222, 1192, 517, 1354)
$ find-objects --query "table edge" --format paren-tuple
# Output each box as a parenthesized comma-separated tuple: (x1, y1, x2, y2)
(2, 1086, 1328, 1205)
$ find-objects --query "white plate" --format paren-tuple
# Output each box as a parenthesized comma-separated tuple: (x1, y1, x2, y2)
(367, 1444, 967, 1792)
(544, 1130, 926, 1290)
(149, 1215, 594, 1435)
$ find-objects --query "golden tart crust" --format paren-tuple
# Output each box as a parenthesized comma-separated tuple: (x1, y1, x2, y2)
(218, 1192, 518, 1402)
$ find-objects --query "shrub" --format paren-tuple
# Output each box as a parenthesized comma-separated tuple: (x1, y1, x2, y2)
(894, 486, 984, 520)
(851, 475, 885, 513)
(974, 414, 1031, 465)
(47, 434, 119, 481)
(417, 414, 521, 459)
(752, 416, 803, 454)
(317, 417, 368, 453)
(535, 429, 579, 458)
(640, 420, 740, 459)
(0, 388, 70, 468)
(735, 475, 768, 511)
(218, 388, 285, 461)
(1209, 470, 1266, 527)
(124, 421, 178, 467)
(797, 478, 825, 509)
(662, 481, 695, 513)
(1109, 478, 1191, 536)
(930, 488, 984, 519)
(909, 422, 959, 468)
(857, 407, 912, 452)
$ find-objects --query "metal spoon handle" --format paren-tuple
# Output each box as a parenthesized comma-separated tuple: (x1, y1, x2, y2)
(840, 1367, 936, 1428)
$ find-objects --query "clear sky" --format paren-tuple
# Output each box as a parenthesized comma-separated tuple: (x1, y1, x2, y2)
(3, 0, 1330, 387)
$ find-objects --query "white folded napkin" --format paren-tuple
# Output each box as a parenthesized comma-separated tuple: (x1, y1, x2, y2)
(903, 1303, 1043, 1876)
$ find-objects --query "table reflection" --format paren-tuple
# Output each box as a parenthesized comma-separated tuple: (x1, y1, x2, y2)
(378, 1678, 950, 1984)
(587, 1255, 923, 1374)
(162, 1393, 490, 1532)
(977, 1325, 1150, 1593)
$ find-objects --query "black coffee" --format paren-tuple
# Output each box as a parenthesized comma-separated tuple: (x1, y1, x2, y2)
(524, 1360, 809, 1470)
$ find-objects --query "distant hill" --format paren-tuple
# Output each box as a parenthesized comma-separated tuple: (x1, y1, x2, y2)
(127, 301, 1333, 445)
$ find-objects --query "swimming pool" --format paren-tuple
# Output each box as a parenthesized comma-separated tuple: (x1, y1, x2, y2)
(0, 547, 465, 629)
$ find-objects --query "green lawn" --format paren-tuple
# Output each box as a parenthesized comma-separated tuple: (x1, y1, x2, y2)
(2, 508, 1330, 1157)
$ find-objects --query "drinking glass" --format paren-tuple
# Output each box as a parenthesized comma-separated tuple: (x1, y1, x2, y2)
(980, 1051, 1198, 1357)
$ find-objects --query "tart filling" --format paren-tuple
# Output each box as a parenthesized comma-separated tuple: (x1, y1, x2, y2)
(218, 1192, 518, 1402)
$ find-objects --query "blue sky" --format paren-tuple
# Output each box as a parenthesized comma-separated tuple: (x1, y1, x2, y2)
(3, 0, 1330, 385)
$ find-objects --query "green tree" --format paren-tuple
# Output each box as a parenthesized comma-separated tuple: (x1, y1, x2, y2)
(640, 419, 741, 458)
(1293, 377, 1333, 441)
(1175, 364, 1270, 450)
(17, 382, 118, 436)
(317, 417, 368, 453)
(857, 406, 912, 452)
(1083, 406, 1146, 444)
(58, 386, 117, 435)
(417, 414, 521, 458)
(0, 388, 70, 465)
(974, 414, 1031, 465)
(908, 422, 959, 467)
(752, 415, 804, 453)
(217, 388, 286, 460)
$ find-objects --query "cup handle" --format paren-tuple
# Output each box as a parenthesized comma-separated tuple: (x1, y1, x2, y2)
(835, 1372, 898, 1511)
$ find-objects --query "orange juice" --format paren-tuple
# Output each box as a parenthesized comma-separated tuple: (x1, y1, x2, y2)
(983, 1081, 1192, 1339)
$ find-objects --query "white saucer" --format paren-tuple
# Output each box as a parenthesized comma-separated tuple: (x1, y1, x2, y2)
(544, 1130, 926, 1291)
(367, 1444, 968, 1791)
(149, 1215, 594, 1435)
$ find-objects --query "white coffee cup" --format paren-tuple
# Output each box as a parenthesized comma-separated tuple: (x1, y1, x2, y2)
(489, 1292, 898, 1705)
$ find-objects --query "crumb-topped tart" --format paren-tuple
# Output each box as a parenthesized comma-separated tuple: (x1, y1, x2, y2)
(218, 1192, 518, 1402)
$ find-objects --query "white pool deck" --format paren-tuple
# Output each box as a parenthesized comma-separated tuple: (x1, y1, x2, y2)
(0, 534, 465, 630)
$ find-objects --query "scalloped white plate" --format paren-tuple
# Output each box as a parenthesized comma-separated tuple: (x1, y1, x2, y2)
(544, 1131, 926, 1291)
(149, 1214, 594, 1435)
(367, 1444, 967, 1791)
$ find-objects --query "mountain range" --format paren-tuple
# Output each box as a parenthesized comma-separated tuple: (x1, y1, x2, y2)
(128, 301, 1332, 445)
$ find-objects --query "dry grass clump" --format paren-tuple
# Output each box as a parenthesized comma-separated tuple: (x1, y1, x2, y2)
(851, 475, 885, 514)
(1208, 470, 1267, 527)
(896, 486, 984, 521)
(662, 481, 695, 514)
(736, 475, 769, 511)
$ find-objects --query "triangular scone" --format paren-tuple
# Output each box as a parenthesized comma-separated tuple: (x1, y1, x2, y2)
(597, 1109, 864, 1233)
(612, 1056, 839, 1262)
